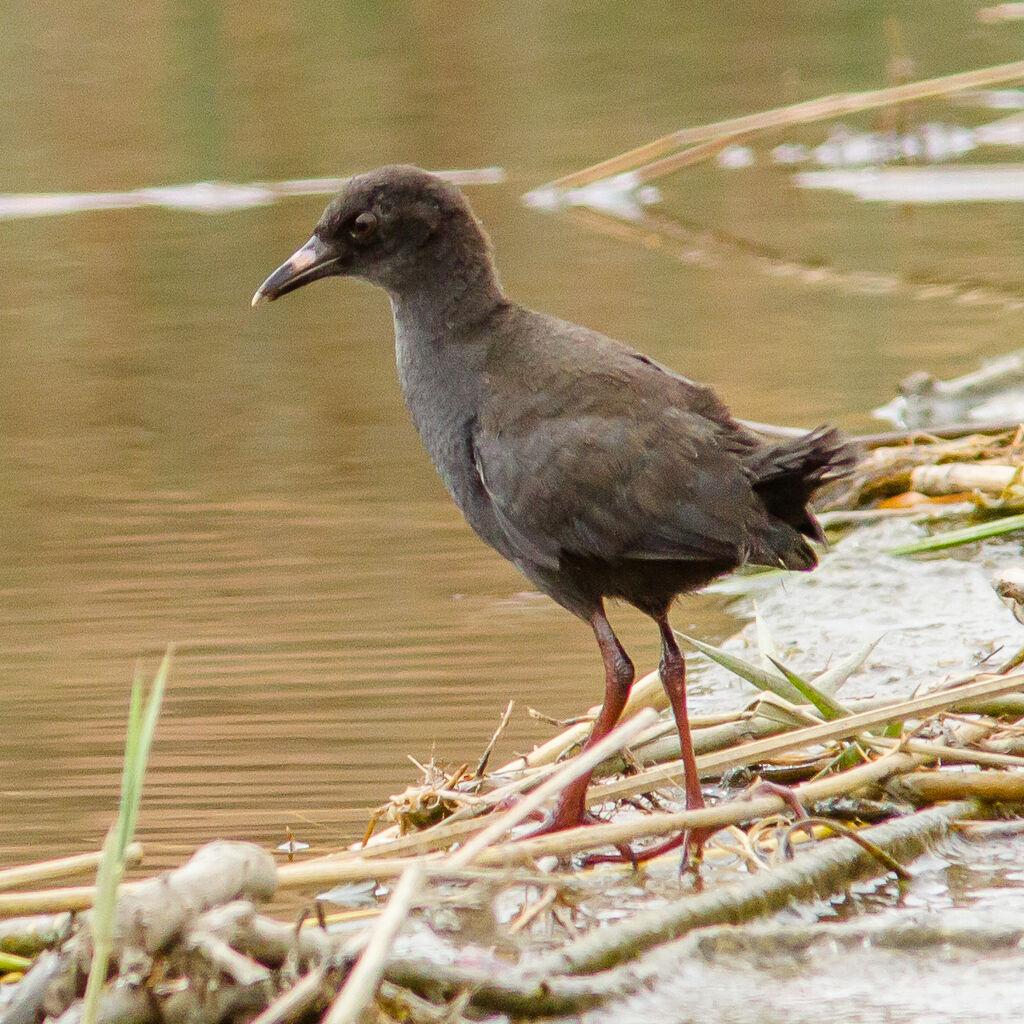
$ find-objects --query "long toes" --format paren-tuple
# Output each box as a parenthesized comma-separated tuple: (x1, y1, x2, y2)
(517, 806, 593, 840)
(578, 827, 715, 867)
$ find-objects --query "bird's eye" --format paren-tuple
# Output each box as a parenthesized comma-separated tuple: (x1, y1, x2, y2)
(350, 211, 377, 241)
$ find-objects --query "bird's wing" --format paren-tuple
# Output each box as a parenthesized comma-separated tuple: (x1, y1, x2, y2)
(471, 404, 757, 571)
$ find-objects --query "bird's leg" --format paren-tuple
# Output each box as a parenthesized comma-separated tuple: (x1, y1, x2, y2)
(625, 616, 717, 864)
(655, 617, 705, 814)
(586, 616, 712, 868)
(541, 605, 635, 832)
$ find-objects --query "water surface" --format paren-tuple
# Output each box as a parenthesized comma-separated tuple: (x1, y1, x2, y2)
(1, 2, 1022, 868)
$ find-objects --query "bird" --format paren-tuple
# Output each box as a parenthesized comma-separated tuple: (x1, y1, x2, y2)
(252, 164, 858, 859)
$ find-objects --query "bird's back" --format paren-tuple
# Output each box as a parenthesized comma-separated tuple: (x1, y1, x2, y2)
(469, 305, 855, 617)
(252, 164, 856, 622)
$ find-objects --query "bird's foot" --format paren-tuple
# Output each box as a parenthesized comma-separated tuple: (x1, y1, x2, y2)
(580, 779, 807, 869)
(743, 778, 808, 819)
(580, 824, 716, 872)
(515, 802, 603, 840)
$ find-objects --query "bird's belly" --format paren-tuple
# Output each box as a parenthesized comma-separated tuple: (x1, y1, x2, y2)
(558, 553, 739, 619)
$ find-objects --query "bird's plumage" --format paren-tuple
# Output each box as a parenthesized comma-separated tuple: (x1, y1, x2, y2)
(253, 164, 858, 852)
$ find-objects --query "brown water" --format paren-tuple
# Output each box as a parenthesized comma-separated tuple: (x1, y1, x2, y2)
(2, 3, 1023, 868)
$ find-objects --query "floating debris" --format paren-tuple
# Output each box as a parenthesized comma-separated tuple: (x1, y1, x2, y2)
(954, 87, 1024, 108)
(874, 350, 1024, 428)
(975, 111, 1024, 146)
(277, 827, 310, 859)
(977, 3, 1024, 22)
(770, 143, 811, 165)
(522, 172, 661, 220)
(0, 168, 505, 221)
(715, 144, 755, 169)
(726, 119, 1021, 171)
(795, 164, 1024, 203)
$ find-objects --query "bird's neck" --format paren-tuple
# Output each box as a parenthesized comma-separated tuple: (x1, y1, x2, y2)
(388, 247, 505, 479)
(387, 249, 504, 340)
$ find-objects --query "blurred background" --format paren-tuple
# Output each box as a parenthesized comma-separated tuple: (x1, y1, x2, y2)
(1, 1, 1022, 866)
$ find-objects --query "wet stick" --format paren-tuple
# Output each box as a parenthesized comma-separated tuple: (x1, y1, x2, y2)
(531, 799, 982, 976)
(384, 802, 983, 1016)
(322, 863, 426, 1024)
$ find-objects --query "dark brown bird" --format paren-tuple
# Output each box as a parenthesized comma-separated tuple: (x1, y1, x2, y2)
(253, 165, 856, 857)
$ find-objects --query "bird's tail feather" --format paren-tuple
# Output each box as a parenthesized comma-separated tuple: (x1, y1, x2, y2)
(749, 425, 860, 545)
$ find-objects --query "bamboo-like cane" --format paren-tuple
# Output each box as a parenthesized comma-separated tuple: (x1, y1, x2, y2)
(0, 844, 143, 893)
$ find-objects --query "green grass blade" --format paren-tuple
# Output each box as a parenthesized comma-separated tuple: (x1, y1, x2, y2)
(888, 512, 1024, 556)
(115, 667, 144, 858)
(0, 951, 32, 973)
(81, 826, 123, 1024)
(678, 632, 802, 702)
(119, 647, 171, 847)
(767, 656, 852, 720)
(82, 647, 171, 1024)
(811, 638, 881, 697)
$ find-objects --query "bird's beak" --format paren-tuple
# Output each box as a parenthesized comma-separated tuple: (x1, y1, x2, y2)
(251, 236, 342, 307)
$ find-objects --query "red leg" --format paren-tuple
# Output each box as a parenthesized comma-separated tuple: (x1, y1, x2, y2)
(632, 617, 714, 862)
(655, 616, 704, 814)
(544, 605, 635, 831)
(586, 615, 712, 867)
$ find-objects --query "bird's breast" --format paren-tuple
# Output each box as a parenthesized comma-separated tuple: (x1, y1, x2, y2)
(393, 321, 488, 513)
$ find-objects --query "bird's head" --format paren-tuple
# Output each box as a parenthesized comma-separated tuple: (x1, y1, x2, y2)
(252, 165, 489, 306)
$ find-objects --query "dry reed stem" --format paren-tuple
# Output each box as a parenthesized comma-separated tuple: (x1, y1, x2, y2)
(911, 462, 1022, 496)
(0, 844, 143, 893)
(508, 885, 558, 934)
(248, 964, 329, 1024)
(470, 749, 923, 866)
(0, 884, 111, 917)
(589, 671, 1024, 804)
(630, 137, 741, 184)
(895, 769, 1024, 802)
(281, 857, 589, 892)
(548, 59, 1024, 190)
(474, 699, 515, 778)
(498, 668, 668, 771)
(279, 824, 818, 890)
(322, 863, 426, 1024)
(445, 708, 659, 868)
(865, 734, 1024, 768)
